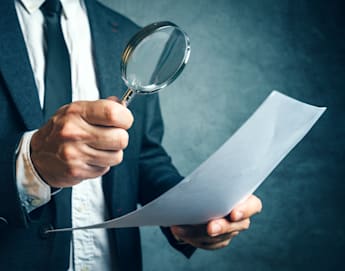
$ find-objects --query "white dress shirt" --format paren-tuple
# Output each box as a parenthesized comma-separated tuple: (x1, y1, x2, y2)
(15, 0, 113, 270)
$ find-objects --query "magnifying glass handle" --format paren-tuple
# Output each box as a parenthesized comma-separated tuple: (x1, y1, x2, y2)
(121, 88, 135, 106)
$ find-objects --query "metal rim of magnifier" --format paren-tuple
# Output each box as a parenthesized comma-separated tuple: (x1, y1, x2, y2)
(121, 21, 191, 94)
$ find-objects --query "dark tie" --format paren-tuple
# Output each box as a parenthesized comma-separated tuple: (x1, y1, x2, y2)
(41, 0, 72, 122)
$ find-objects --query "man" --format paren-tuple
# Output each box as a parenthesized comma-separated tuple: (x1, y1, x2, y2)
(0, 0, 262, 270)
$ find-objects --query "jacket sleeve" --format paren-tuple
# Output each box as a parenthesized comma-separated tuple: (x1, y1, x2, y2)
(16, 131, 52, 213)
(0, 131, 29, 229)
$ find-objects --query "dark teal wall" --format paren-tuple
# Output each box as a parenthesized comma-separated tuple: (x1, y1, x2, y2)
(100, 1, 345, 270)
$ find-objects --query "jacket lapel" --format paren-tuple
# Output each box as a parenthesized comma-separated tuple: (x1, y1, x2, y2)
(84, 0, 140, 217)
(84, 0, 134, 99)
(0, 0, 43, 130)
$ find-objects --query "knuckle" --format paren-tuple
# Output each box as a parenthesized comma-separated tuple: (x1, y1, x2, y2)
(103, 101, 134, 129)
(118, 130, 129, 149)
(66, 166, 81, 180)
(243, 219, 251, 230)
(49, 114, 60, 126)
(113, 151, 124, 165)
(59, 145, 75, 161)
(64, 102, 82, 115)
(58, 122, 86, 142)
(103, 102, 117, 123)
(59, 122, 75, 139)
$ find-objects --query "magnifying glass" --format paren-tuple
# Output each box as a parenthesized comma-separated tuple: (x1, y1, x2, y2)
(121, 21, 191, 105)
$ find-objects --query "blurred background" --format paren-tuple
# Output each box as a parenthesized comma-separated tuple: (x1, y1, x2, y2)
(101, 0, 345, 270)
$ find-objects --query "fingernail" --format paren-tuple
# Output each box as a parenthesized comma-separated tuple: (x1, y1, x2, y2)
(234, 211, 244, 221)
(211, 223, 222, 236)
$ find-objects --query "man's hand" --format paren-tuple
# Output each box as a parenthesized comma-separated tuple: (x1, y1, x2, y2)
(31, 97, 133, 188)
(170, 195, 262, 250)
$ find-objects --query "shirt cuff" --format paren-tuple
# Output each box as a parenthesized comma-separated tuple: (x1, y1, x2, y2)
(16, 130, 51, 213)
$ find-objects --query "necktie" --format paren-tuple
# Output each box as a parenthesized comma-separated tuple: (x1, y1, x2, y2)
(41, 0, 72, 122)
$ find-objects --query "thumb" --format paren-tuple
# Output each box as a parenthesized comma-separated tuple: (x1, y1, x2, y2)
(106, 96, 126, 107)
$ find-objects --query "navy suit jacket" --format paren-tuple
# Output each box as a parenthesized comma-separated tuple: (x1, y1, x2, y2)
(0, 0, 194, 270)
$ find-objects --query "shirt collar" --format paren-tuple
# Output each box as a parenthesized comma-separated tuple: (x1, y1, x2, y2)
(19, 0, 45, 13)
(19, 0, 82, 18)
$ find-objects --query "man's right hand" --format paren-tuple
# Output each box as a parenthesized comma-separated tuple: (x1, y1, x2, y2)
(30, 97, 134, 188)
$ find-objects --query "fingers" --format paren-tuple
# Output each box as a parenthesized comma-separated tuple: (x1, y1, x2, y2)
(207, 218, 250, 237)
(53, 99, 132, 152)
(85, 127, 129, 151)
(206, 195, 261, 237)
(83, 146, 124, 168)
(52, 114, 130, 152)
(171, 224, 239, 242)
(169, 195, 262, 251)
(170, 219, 250, 251)
(230, 194, 262, 222)
(30, 97, 134, 188)
(171, 224, 207, 240)
(63, 99, 134, 129)
(58, 142, 124, 168)
(171, 225, 239, 250)
(196, 232, 239, 250)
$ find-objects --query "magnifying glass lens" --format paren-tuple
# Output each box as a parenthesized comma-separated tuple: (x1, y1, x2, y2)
(121, 22, 190, 105)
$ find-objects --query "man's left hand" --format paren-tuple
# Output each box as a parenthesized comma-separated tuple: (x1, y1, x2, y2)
(170, 195, 262, 250)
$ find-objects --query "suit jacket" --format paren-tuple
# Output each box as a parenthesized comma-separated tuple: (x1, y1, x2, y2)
(0, 0, 194, 270)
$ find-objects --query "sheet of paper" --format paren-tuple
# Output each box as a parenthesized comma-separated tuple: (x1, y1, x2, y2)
(50, 91, 326, 232)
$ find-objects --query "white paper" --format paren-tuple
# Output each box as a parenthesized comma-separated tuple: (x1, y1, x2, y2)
(50, 91, 326, 232)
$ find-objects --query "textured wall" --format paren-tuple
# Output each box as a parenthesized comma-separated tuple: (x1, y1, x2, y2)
(100, 1, 345, 270)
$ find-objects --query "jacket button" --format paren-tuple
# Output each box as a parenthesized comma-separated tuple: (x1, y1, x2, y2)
(39, 224, 54, 239)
